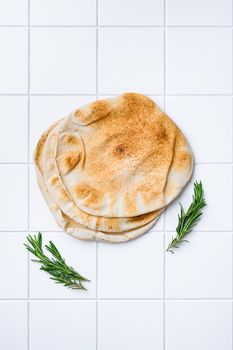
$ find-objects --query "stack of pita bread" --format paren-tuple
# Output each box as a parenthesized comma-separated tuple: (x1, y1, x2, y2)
(34, 93, 193, 243)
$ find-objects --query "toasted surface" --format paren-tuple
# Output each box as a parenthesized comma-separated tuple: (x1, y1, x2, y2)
(34, 121, 161, 242)
(55, 92, 193, 217)
(43, 121, 162, 232)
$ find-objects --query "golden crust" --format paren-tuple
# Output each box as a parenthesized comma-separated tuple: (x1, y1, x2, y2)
(34, 124, 161, 242)
(55, 92, 193, 217)
(41, 120, 162, 232)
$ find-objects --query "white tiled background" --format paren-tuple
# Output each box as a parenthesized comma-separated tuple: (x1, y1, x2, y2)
(0, 0, 232, 349)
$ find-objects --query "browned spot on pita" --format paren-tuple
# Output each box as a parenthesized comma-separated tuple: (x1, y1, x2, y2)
(154, 124, 169, 143)
(63, 152, 80, 172)
(63, 134, 79, 145)
(113, 143, 128, 158)
(50, 176, 59, 186)
(59, 188, 70, 200)
(104, 219, 120, 231)
(74, 183, 103, 208)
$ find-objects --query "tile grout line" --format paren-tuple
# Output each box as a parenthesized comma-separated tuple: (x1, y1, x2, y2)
(27, 1, 31, 349)
(0, 24, 233, 28)
(1, 229, 233, 233)
(1, 161, 233, 165)
(231, 9, 233, 349)
(1, 297, 233, 301)
(96, 1, 99, 349)
(2, 93, 233, 97)
(2, 93, 233, 96)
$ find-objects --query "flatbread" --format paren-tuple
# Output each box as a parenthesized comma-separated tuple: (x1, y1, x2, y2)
(54, 93, 193, 217)
(43, 121, 162, 232)
(34, 122, 161, 242)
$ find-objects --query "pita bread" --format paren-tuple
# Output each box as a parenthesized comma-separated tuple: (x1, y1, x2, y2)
(34, 122, 161, 242)
(54, 93, 193, 217)
(43, 121, 162, 232)
(36, 162, 159, 242)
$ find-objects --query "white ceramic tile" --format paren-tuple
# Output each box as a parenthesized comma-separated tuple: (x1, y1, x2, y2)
(150, 95, 165, 110)
(29, 165, 62, 231)
(165, 232, 232, 298)
(151, 212, 164, 231)
(0, 165, 28, 230)
(30, 95, 95, 160)
(99, 301, 163, 350)
(30, 301, 96, 350)
(167, 0, 232, 25)
(166, 164, 232, 231)
(30, 232, 96, 298)
(166, 28, 232, 94)
(30, 0, 96, 25)
(98, 232, 163, 299)
(166, 301, 232, 350)
(30, 28, 96, 94)
(0, 234, 28, 298)
(165, 96, 232, 163)
(99, 28, 164, 94)
(0, 0, 28, 24)
(0, 301, 27, 350)
(99, 0, 164, 25)
(0, 97, 28, 162)
(0, 28, 28, 93)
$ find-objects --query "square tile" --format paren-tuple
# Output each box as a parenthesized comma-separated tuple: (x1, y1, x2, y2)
(166, 301, 232, 350)
(165, 164, 232, 231)
(149, 95, 165, 110)
(98, 232, 164, 299)
(99, 28, 164, 94)
(0, 301, 27, 350)
(0, 165, 28, 230)
(99, 301, 163, 350)
(0, 97, 28, 162)
(166, 28, 232, 94)
(30, 301, 96, 350)
(0, 0, 28, 24)
(30, 28, 96, 94)
(30, 232, 96, 298)
(0, 28, 28, 93)
(30, 0, 96, 25)
(165, 232, 232, 298)
(30, 95, 95, 160)
(29, 165, 62, 231)
(166, 0, 232, 25)
(165, 96, 232, 163)
(151, 212, 164, 231)
(99, 0, 164, 25)
(0, 234, 28, 299)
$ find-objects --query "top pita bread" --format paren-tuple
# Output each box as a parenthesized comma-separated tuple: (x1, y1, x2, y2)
(49, 93, 193, 217)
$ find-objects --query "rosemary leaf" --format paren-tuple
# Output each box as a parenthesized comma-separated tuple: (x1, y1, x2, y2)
(166, 181, 206, 253)
(24, 232, 90, 289)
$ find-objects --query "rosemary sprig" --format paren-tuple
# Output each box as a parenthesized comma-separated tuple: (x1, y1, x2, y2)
(166, 181, 206, 253)
(25, 232, 90, 289)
